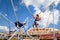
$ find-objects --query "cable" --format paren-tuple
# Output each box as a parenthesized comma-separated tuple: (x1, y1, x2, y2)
(46, 13, 50, 28)
(10, 0, 36, 40)
(10, 0, 18, 21)
(10, 0, 20, 30)
(8, 28, 19, 40)
(42, 1, 56, 28)
(22, 0, 56, 28)
(0, 13, 14, 25)
(5, 0, 11, 35)
(52, 1, 57, 40)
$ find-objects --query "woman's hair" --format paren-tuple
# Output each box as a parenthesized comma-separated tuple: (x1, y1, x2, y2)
(36, 14, 39, 16)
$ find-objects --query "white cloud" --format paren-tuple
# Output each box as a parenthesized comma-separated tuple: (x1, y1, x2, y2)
(21, 0, 60, 28)
(36, 9, 60, 28)
(34, 7, 42, 14)
(54, 0, 60, 6)
(22, 0, 60, 11)
(22, 0, 57, 8)
(0, 26, 9, 31)
(29, 9, 60, 28)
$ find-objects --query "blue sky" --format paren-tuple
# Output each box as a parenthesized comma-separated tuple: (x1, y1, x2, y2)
(0, 0, 60, 32)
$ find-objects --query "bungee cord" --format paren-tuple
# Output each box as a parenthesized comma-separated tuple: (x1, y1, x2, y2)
(0, 0, 56, 40)
(10, 0, 18, 22)
(46, 13, 50, 28)
(45, 1, 55, 28)
(8, 0, 36, 40)
(8, 28, 20, 40)
(41, 1, 55, 28)
(8, 0, 24, 40)
(5, 0, 11, 36)
(22, 0, 56, 28)
(0, 13, 14, 25)
(52, 1, 57, 40)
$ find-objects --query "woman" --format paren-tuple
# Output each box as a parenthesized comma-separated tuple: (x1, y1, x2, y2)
(33, 13, 41, 30)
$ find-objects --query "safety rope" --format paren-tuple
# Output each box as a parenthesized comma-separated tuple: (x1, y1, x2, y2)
(5, 0, 11, 35)
(10, 0, 18, 21)
(22, 0, 56, 29)
(22, 0, 49, 28)
(9, 0, 36, 40)
(46, 1, 55, 28)
(0, 13, 14, 25)
(10, 0, 20, 30)
(8, 26, 37, 40)
(46, 13, 50, 28)
(8, 28, 20, 40)
(52, 1, 57, 40)
(42, 1, 55, 28)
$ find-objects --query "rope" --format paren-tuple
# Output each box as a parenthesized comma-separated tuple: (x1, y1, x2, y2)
(9, 0, 36, 40)
(42, 1, 55, 28)
(22, 0, 52, 28)
(10, 0, 21, 40)
(10, 0, 18, 21)
(45, 1, 55, 28)
(10, 0, 20, 30)
(0, 13, 14, 25)
(22, 0, 55, 28)
(46, 13, 50, 28)
(8, 28, 19, 40)
(8, 25, 36, 40)
(52, 1, 56, 40)
(5, 0, 11, 35)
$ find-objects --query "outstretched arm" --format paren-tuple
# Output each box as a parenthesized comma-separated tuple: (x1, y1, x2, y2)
(32, 15, 36, 19)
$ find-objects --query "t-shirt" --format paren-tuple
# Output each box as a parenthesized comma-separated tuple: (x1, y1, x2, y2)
(33, 13, 41, 21)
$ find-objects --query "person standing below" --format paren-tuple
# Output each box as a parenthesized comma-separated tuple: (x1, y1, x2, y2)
(33, 13, 41, 31)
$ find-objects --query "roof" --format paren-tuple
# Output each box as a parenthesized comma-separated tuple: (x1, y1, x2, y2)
(27, 28, 60, 35)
